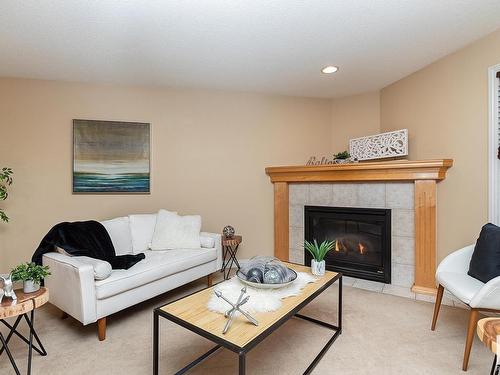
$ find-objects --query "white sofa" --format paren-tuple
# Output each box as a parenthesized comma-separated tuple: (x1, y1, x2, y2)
(42, 213, 222, 341)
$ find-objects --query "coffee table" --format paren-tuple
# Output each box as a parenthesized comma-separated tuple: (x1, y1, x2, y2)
(153, 263, 342, 374)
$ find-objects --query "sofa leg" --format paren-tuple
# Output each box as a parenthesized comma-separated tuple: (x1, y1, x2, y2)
(97, 317, 106, 341)
(463, 309, 479, 371)
(431, 284, 444, 331)
(207, 273, 213, 287)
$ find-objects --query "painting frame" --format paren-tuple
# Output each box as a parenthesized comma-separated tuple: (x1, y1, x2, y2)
(72, 119, 151, 194)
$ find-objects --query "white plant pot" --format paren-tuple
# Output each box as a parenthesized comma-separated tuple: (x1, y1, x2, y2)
(311, 259, 326, 276)
(23, 280, 40, 293)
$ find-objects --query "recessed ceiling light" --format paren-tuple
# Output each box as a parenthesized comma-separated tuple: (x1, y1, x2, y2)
(321, 65, 339, 74)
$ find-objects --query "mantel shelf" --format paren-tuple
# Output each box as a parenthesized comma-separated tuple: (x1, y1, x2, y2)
(265, 159, 453, 183)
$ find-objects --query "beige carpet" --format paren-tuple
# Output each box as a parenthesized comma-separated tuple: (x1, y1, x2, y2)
(0, 277, 495, 374)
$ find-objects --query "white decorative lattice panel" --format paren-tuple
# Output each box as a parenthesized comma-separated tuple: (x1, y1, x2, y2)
(349, 129, 408, 161)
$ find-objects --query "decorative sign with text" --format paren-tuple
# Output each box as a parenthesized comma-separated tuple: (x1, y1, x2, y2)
(306, 156, 336, 165)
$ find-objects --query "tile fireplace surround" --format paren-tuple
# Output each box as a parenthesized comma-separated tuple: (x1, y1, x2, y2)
(290, 182, 413, 296)
(265, 159, 453, 301)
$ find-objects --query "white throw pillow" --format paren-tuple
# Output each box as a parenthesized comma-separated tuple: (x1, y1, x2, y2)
(73, 256, 112, 280)
(151, 210, 201, 250)
(100, 217, 133, 256)
(200, 235, 215, 249)
(128, 214, 158, 253)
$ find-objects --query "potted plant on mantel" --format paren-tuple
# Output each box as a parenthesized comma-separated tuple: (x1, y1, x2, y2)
(333, 151, 352, 164)
(11, 262, 51, 293)
(304, 239, 335, 276)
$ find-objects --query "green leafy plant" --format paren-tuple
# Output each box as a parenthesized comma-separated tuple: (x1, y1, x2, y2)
(0, 167, 13, 222)
(304, 239, 335, 262)
(333, 151, 350, 160)
(11, 262, 51, 284)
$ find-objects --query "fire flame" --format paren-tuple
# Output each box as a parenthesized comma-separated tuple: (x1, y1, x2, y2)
(358, 242, 365, 255)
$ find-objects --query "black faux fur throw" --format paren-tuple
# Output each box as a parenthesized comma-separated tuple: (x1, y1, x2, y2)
(32, 220, 145, 269)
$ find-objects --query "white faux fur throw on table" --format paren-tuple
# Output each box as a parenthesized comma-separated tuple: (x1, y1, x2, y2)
(207, 272, 318, 314)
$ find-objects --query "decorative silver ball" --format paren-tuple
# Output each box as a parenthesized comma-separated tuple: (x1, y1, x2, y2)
(223, 225, 235, 238)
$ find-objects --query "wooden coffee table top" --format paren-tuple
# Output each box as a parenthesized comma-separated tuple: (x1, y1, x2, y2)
(0, 287, 49, 319)
(160, 263, 339, 349)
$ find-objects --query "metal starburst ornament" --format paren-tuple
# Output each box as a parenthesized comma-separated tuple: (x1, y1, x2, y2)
(214, 287, 258, 334)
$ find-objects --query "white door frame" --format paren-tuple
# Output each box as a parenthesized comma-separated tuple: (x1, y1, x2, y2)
(488, 63, 500, 224)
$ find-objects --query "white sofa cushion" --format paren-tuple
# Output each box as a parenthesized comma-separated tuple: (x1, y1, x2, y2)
(95, 248, 216, 299)
(100, 217, 133, 256)
(200, 235, 216, 249)
(151, 210, 201, 250)
(129, 214, 157, 253)
(73, 256, 112, 281)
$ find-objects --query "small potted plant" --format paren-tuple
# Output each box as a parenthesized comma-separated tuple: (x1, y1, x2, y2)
(333, 151, 351, 164)
(11, 262, 50, 293)
(304, 239, 335, 276)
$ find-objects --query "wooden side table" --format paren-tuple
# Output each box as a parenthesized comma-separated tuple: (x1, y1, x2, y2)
(221, 235, 242, 280)
(0, 287, 49, 375)
(477, 318, 500, 375)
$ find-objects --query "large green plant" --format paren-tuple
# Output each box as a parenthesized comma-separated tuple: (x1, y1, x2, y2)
(304, 239, 335, 262)
(11, 262, 51, 284)
(0, 167, 13, 222)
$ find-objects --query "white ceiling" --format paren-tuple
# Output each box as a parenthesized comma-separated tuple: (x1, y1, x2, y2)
(1, 1, 500, 98)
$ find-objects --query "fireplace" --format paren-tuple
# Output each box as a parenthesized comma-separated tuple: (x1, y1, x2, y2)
(304, 206, 391, 283)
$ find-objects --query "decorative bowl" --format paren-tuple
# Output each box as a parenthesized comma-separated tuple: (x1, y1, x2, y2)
(236, 268, 297, 289)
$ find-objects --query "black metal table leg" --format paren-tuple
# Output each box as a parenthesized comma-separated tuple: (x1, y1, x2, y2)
(174, 345, 221, 375)
(27, 310, 34, 375)
(491, 354, 499, 375)
(0, 331, 20, 375)
(0, 315, 23, 356)
(227, 244, 241, 269)
(295, 274, 343, 375)
(1, 309, 47, 375)
(338, 275, 343, 332)
(153, 310, 159, 375)
(222, 243, 241, 280)
(239, 351, 245, 375)
(22, 314, 47, 356)
(221, 246, 228, 273)
(1, 316, 46, 356)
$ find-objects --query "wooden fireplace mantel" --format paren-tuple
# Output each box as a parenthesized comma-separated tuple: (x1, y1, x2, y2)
(265, 159, 453, 295)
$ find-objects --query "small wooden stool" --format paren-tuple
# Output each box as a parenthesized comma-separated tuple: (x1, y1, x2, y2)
(477, 318, 500, 375)
(0, 287, 49, 375)
(221, 235, 242, 280)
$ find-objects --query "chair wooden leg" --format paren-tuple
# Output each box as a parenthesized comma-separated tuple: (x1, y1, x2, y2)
(207, 273, 213, 287)
(431, 284, 444, 331)
(97, 317, 106, 341)
(463, 309, 479, 371)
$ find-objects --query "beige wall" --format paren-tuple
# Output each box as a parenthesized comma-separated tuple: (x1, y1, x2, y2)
(0, 78, 333, 268)
(3, 27, 500, 269)
(381, 28, 500, 262)
(331, 91, 380, 152)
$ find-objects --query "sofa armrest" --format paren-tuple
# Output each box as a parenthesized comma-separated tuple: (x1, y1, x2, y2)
(436, 244, 475, 276)
(200, 232, 223, 270)
(43, 252, 97, 325)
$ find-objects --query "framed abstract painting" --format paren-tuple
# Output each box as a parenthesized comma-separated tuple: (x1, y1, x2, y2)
(73, 119, 150, 194)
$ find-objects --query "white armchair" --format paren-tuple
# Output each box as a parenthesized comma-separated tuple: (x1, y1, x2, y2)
(431, 244, 500, 371)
